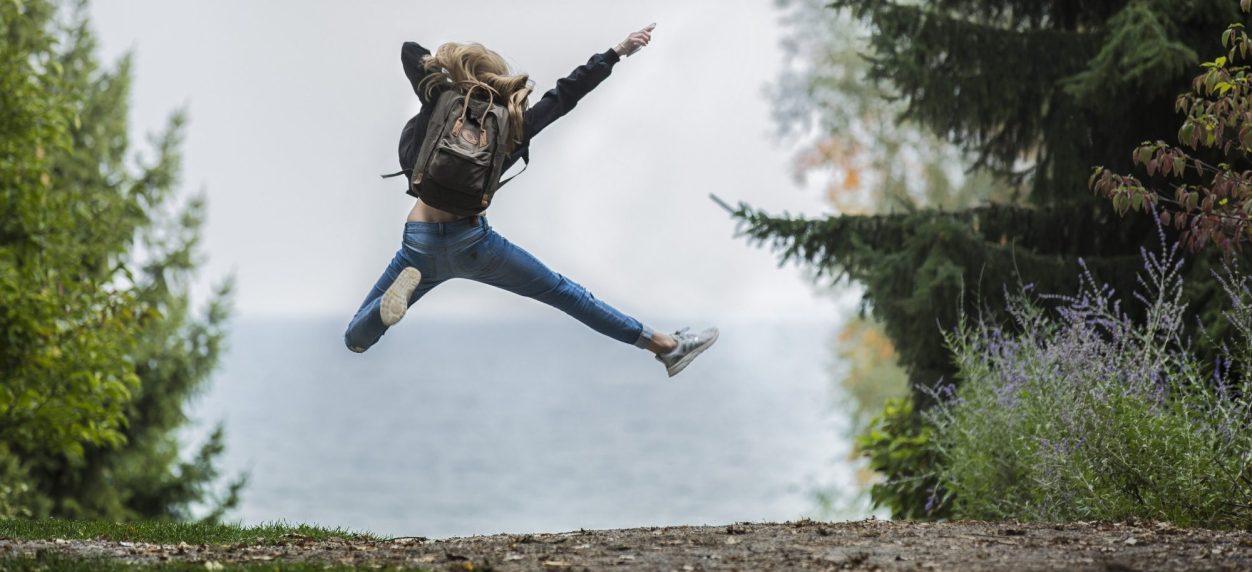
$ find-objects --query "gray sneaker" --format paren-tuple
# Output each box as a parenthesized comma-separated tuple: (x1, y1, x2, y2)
(656, 327, 719, 377)
(380, 267, 422, 326)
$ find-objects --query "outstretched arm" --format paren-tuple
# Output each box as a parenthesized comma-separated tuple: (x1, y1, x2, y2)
(520, 24, 655, 145)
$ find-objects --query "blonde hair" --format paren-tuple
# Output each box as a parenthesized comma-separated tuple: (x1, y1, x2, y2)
(420, 42, 532, 150)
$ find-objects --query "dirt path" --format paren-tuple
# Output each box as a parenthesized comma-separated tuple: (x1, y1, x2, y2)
(4, 519, 1252, 571)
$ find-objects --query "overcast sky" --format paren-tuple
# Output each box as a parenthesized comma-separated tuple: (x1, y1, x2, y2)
(87, 0, 844, 326)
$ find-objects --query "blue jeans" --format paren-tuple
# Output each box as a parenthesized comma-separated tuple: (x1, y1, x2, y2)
(344, 216, 655, 353)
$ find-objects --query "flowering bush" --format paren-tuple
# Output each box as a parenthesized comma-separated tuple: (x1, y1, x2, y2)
(930, 234, 1252, 527)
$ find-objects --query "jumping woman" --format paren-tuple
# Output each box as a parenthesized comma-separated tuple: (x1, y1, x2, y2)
(343, 25, 719, 377)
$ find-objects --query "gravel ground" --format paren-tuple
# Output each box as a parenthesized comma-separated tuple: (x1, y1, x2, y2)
(4, 519, 1252, 571)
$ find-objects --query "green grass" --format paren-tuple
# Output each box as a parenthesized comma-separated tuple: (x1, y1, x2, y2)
(0, 520, 428, 571)
(0, 553, 424, 571)
(0, 519, 379, 545)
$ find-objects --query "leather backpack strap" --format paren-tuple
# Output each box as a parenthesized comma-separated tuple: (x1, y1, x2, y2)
(411, 89, 462, 184)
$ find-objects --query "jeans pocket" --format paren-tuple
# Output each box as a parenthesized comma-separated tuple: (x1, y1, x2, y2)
(453, 229, 503, 276)
(400, 227, 440, 277)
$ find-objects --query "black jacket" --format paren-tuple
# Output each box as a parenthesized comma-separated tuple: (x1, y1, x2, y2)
(396, 42, 621, 190)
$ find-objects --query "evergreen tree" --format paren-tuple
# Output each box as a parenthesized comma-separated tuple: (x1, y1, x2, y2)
(0, 0, 241, 519)
(735, 0, 1250, 404)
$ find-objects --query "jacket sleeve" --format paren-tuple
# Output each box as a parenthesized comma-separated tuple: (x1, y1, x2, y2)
(402, 42, 436, 105)
(520, 48, 621, 145)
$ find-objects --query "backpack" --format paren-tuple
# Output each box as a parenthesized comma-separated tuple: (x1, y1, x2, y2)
(407, 84, 523, 216)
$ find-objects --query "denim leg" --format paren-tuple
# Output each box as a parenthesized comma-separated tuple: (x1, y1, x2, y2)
(343, 247, 441, 352)
(468, 231, 653, 348)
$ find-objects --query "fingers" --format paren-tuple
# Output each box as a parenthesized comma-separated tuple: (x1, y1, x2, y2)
(619, 24, 654, 56)
(629, 24, 653, 46)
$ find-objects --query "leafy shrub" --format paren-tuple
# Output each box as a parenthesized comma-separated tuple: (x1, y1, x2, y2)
(1092, 4, 1252, 253)
(930, 236, 1252, 528)
(0, 1, 239, 519)
(856, 397, 949, 520)
(0, 450, 34, 519)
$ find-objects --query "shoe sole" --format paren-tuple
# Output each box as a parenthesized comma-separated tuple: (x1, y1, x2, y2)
(667, 328, 720, 378)
(380, 267, 422, 326)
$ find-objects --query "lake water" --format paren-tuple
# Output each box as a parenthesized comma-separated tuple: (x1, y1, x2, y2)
(185, 316, 855, 538)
